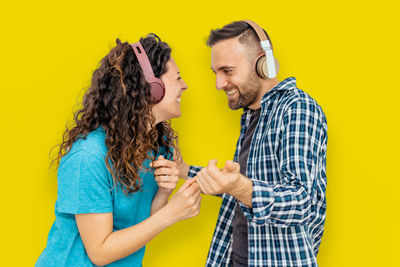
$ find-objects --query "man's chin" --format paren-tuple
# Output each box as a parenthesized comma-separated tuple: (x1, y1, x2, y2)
(228, 100, 242, 110)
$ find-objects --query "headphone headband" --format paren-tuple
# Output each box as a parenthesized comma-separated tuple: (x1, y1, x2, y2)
(243, 20, 278, 79)
(244, 20, 269, 43)
(130, 42, 165, 103)
(131, 42, 156, 81)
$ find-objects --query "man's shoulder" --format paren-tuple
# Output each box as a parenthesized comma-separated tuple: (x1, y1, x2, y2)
(277, 87, 325, 118)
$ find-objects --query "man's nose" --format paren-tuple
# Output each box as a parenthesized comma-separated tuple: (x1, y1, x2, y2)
(215, 74, 228, 91)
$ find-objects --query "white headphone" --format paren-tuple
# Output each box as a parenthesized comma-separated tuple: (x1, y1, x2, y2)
(244, 20, 279, 79)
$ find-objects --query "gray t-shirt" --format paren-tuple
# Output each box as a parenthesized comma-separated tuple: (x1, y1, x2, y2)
(232, 108, 261, 266)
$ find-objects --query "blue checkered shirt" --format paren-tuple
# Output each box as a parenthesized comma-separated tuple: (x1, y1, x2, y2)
(188, 77, 328, 267)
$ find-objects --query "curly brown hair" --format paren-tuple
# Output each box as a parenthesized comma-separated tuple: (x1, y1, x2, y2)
(52, 34, 176, 194)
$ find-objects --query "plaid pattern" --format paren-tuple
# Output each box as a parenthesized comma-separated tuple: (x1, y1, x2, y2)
(188, 77, 328, 267)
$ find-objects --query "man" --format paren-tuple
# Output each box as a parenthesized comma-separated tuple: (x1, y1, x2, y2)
(153, 20, 328, 267)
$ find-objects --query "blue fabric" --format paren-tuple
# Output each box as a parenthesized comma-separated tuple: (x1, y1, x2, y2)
(188, 77, 328, 267)
(36, 127, 171, 267)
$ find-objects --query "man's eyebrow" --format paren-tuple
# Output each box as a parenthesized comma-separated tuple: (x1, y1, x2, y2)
(211, 66, 236, 72)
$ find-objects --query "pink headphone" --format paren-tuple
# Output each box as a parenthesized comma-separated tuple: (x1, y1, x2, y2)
(130, 42, 165, 104)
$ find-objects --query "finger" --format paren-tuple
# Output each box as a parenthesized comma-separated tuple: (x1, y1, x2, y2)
(194, 193, 202, 205)
(201, 168, 222, 193)
(194, 195, 202, 212)
(196, 175, 210, 195)
(151, 160, 174, 168)
(223, 160, 240, 173)
(154, 167, 171, 176)
(151, 159, 177, 168)
(196, 179, 206, 195)
(206, 159, 224, 178)
(187, 181, 201, 194)
(178, 177, 196, 191)
(150, 155, 165, 167)
(194, 187, 201, 199)
(201, 167, 217, 184)
(207, 159, 218, 168)
(185, 177, 198, 186)
(157, 174, 179, 183)
(155, 175, 168, 182)
(206, 164, 223, 180)
(188, 188, 201, 203)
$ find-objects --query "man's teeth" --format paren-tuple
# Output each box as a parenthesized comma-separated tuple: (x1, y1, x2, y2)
(176, 97, 181, 103)
(226, 89, 237, 96)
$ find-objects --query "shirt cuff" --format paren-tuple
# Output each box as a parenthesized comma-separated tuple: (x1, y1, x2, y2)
(188, 165, 202, 179)
(238, 179, 274, 225)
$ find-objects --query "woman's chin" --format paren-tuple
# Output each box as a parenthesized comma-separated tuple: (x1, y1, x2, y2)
(170, 112, 181, 120)
(161, 112, 181, 122)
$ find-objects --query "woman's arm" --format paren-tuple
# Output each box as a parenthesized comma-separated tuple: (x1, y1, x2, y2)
(150, 190, 170, 215)
(76, 178, 201, 266)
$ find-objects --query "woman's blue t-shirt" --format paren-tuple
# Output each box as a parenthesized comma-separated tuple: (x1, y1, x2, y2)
(36, 127, 171, 267)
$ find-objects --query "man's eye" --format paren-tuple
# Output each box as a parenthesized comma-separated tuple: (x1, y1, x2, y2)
(224, 70, 232, 74)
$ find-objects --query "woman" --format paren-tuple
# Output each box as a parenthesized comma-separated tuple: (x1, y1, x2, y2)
(36, 34, 201, 266)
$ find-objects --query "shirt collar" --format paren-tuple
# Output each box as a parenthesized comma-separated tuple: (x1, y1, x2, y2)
(242, 77, 297, 113)
(261, 77, 297, 104)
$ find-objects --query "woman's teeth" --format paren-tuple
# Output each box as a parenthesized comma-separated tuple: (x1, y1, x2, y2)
(176, 97, 181, 103)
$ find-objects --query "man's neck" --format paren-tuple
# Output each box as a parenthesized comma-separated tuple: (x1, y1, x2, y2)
(247, 78, 279, 110)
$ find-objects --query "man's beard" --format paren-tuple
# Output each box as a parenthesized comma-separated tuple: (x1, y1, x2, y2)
(228, 72, 262, 110)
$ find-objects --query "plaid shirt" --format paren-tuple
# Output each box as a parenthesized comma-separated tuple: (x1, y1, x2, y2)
(188, 77, 328, 267)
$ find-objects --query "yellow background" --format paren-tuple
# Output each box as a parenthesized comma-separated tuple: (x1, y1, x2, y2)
(1, 0, 399, 266)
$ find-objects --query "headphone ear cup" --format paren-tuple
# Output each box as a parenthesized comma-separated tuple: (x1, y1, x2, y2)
(256, 55, 268, 79)
(148, 78, 166, 104)
(256, 55, 279, 79)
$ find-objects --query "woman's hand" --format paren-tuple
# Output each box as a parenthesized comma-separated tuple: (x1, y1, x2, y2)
(152, 155, 179, 195)
(164, 178, 201, 223)
(151, 149, 190, 182)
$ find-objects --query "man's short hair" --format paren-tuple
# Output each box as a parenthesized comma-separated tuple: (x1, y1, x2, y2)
(206, 20, 273, 52)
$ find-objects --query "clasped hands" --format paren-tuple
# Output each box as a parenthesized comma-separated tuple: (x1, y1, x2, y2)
(151, 155, 252, 207)
(195, 159, 242, 196)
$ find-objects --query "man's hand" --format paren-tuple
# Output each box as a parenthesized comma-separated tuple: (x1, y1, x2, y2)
(195, 159, 240, 195)
(195, 159, 253, 207)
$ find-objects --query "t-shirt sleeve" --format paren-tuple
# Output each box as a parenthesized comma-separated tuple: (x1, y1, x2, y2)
(56, 149, 114, 214)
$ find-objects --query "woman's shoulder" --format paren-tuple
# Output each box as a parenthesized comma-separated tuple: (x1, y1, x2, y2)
(60, 127, 108, 166)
